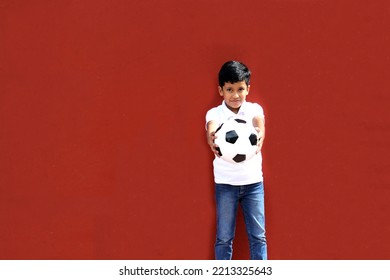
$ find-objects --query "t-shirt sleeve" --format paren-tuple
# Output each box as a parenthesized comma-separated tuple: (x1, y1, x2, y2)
(254, 103, 265, 120)
(205, 107, 219, 130)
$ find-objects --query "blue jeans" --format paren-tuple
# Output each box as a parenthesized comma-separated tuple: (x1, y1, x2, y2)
(215, 182, 267, 260)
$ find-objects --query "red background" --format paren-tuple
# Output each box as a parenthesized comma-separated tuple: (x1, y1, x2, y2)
(1, 0, 389, 259)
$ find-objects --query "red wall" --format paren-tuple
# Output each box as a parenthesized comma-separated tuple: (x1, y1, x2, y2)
(1, 0, 389, 259)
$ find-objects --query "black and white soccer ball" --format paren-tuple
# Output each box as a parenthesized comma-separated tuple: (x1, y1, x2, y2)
(214, 118, 258, 163)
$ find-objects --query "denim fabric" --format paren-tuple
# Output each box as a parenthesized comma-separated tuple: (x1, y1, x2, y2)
(215, 182, 267, 260)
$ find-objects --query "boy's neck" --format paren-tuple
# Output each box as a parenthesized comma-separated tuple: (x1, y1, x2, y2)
(225, 102, 241, 114)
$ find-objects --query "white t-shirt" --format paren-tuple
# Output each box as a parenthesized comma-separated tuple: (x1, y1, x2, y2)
(205, 101, 265, 185)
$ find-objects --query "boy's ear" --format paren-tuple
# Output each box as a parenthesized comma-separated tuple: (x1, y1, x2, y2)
(247, 85, 251, 94)
(218, 86, 223, 96)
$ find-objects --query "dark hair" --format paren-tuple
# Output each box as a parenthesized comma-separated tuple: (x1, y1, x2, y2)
(218, 61, 251, 87)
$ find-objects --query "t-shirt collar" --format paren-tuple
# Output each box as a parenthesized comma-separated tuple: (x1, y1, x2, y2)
(222, 100, 247, 117)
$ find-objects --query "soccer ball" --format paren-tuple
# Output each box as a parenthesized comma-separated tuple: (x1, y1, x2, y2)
(214, 118, 258, 163)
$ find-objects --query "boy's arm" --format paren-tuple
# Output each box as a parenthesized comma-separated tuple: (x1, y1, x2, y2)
(206, 120, 220, 156)
(253, 115, 265, 153)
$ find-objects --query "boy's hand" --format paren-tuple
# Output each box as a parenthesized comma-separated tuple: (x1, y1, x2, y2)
(207, 131, 220, 157)
(254, 127, 265, 153)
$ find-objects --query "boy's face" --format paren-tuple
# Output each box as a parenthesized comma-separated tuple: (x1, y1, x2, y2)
(218, 81, 250, 114)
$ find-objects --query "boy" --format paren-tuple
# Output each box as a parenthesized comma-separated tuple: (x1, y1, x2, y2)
(206, 61, 267, 260)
